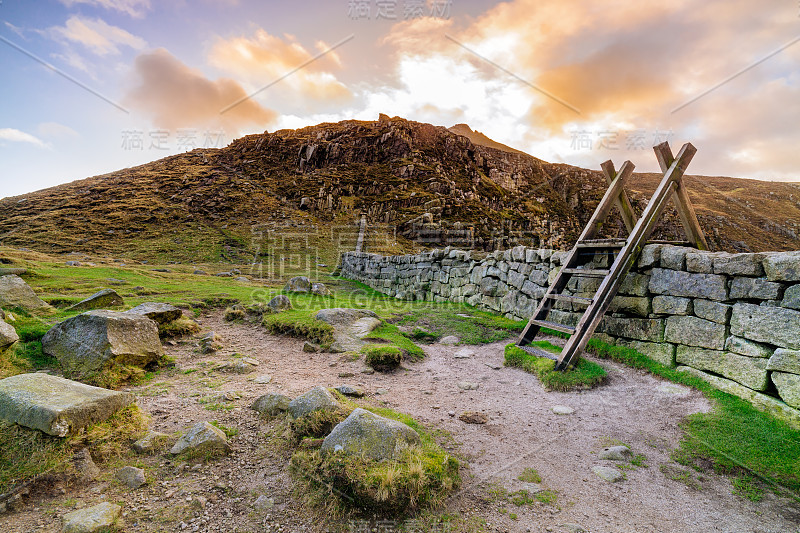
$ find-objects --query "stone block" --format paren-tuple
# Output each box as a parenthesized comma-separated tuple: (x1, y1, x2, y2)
(660, 245, 689, 270)
(782, 284, 800, 310)
(729, 277, 782, 300)
(609, 296, 651, 317)
(693, 299, 731, 324)
(676, 346, 769, 390)
(652, 296, 692, 315)
(730, 303, 800, 349)
(638, 244, 661, 269)
(665, 316, 726, 350)
(768, 349, 800, 374)
(725, 336, 772, 358)
(649, 269, 727, 301)
(619, 272, 650, 297)
(763, 251, 800, 282)
(685, 252, 715, 273)
(616, 339, 676, 367)
(597, 316, 664, 342)
(713, 253, 764, 276)
(772, 372, 800, 409)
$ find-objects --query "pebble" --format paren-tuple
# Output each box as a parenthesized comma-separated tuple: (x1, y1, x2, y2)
(552, 405, 574, 415)
(440, 335, 460, 345)
(599, 445, 633, 461)
(485, 362, 503, 370)
(592, 465, 624, 482)
(253, 375, 273, 384)
(454, 348, 474, 359)
(375, 388, 388, 395)
(457, 381, 479, 391)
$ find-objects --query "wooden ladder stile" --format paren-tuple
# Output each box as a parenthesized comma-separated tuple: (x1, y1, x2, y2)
(516, 142, 707, 371)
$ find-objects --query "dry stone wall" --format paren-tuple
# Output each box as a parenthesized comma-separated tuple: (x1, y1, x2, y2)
(341, 246, 800, 427)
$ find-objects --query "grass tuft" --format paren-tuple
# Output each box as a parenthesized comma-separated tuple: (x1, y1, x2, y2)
(503, 343, 607, 391)
(363, 344, 402, 371)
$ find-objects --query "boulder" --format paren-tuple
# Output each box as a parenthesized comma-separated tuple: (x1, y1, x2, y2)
(0, 318, 19, 349)
(267, 295, 292, 313)
(62, 502, 122, 533)
(592, 466, 624, 483)
(0, 274, 54, 314)
(284, 276, 311, 293)
(762, 251, 800, 281)
(125, 302, 183, 324)
(115, 466, 146, 489)
(599, 446, 633, 461)
(0, 373, 134, 437)
(251, 393, 291, 416)
(170, 421, 231, 456)
(315, 308, 381, 353)
(67, 289, 124, 312)
(321, 408, 420, 460)
(311, 282, 332, 296)
(42, 310, 165, 383)
(288, 386, 339, 418)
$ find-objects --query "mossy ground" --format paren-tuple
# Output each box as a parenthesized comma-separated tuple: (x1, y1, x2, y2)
(503, 342, 608, 391)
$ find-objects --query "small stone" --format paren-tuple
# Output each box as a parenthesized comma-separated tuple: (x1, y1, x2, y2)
(448, 411, 455, 417)
(457, 381, 479, 391)
(170, 422, 230, 457)
(241, 357, 259, 366)
(592, 465, 624, 482)
(375, 388, 389, 395)
(459, 411, 488, 424)
(552, 405, 574, 415)
(599, 446, 633, 462)
(560, 523, 587, 533)
(361, 367, 375, 375)
(485, 362, 503, 370)
(303, 341, 320, 353)
(454, 348, 474, 359)
(252, 375, 273, 384)
(334, 385, 365, 397)
(115, 466, 146, 489)
(253, 495, 274, 510)
(62, 502, 122, 533)
(73, 448, 100, 482)
(440, 336, 460, 345)
(132, 431, 170, 455)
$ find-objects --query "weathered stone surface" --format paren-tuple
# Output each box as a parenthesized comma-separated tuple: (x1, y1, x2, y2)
(725, 336, 772, 358)
(321, 408, 420, 460)
(660, 246, 689, 270)
(267, 295, 292, 313)
(115, 466, 146, 489)
(729, 277, 782, 300)
(132, 430, 170, 454)
(62, 502, 122, 533)
(783, 284, 800, 310)
(772, 372, 800, 409)
(685, 252, 715, 273)
(552, 405, 574, 415)
(0, 373, 133, 437)
(638, 244, 661, 269)
(0, 318, 19, 349)
(592, 466, 624, 483)
(316, 308, 381, 352)
(652, 296, 691, 316)
(713, 253, 764, 276)
(597, 316, 663, 342)
(609, 296, 650, 317)
(288, 386, 339, 418)
(73, 448, 100, 482)
(677, 366, 800, 429)
(730, 303, 800, 349)
(768, 349, 800, 374)
(649, 269, 727, 301)
(125, 302, 182, 324)
(251, 393, 291, 416)
(42, 310, 165, 382)
(170, 421, 231, 456)
(676, 346, 769, 390)
(599, 446, 632, 461)
(618, 272, 649, 297)
(762, 251, 800, 282)
(334, 385, 365, 397)
(665, 316, 725, 350)
(315, 308, 378, 326)
(615, 339, 676, 367)
(693, 299, 731, 324)
(0, 274, 54, 314)
(311, 283, 332, 296)
(284, 276, 312, 292)
(67, 289, 124, 312)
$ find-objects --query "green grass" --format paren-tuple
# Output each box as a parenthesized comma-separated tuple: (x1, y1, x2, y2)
(397, 306, 524, 345)
(504, 342, 607, 391)
(517, 467, 542, 484)
(363, 344, 403, 371)
(585, 339, 800, 497)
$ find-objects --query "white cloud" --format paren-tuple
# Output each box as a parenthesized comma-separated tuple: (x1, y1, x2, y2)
(50, 15, 147, 56)
(0, 128, 49, 148)
(59, 0, 151, 18)
(38, 122, 81, 139)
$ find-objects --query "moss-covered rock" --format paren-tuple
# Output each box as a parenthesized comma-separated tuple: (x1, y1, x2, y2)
(321, 408, 420, 460)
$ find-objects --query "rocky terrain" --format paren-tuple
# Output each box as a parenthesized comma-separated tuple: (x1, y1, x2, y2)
(1, 116, 798, 264)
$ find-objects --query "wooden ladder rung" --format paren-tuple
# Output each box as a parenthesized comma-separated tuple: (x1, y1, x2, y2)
(646, 240, 693, 246)
(561, 268, 610, 278)
(576, 239, 627, 248)
(530, 319, 576, 335)
(547, 294, 593, 305)
(519, 345, 560, 361)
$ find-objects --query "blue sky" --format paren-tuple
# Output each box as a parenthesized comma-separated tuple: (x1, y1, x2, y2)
(1, 0, 799, 198)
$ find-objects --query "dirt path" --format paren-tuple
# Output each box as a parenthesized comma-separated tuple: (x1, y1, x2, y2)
(3, 311, 798, 533)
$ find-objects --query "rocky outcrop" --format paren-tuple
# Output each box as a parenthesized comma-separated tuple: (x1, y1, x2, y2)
(315, 308, 381, 353)
(125, 302, 182, 324)
(321, 408, 420, 460)
(0, 274, 54, 314)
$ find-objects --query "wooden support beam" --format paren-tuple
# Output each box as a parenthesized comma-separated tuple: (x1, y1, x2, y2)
(600, 160, 638, 233)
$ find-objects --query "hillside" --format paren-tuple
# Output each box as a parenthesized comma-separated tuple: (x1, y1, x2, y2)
(0, 115, 798, 264)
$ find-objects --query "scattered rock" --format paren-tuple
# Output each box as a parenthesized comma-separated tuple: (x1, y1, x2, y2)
(599, 446, 633, 461)
(66, 289, 124, 312)
(115, 466, 146, 489)
(214, 272, 232, 277)
(284, 276, 311, 293)
(560, 523, 587, 533)
(266, 295, 292, 313)
(200, 331, 223, 353)
(454, 348, 474, 359)
(552, 406, 574, 415)
(253, 495, 274, 510)
(311, 282, 332, 296)
(0, 373, 133, 436)
(235, 276, 249, 283)
(42, 310, 165, 383)
(485, 362, 502, 370)
(125, 302, 182, 324)
(361, 367, 375, 375)
(65, 261, 82, 267)
(73, 448, 100, 482)
(321, 408, 421, 460)
(457, 381, 479, 391)
(251, 393, 291, 416)
(334, 385, 365, 397)
(375, 388, 388, 395)
(592, 466, 624, 482)
(303, 341, 320, 353)
(288, 386, 339, 418)
(222, 360, 256, 374)
(152, 268, 172, 273)
(459, 411, 488, 424)
(61, 502, 122, 533)
(252, 375, 273, 384)
(170, 421, 231, 457)
(440, 335, 460, 345)
(0, 274, 54, 314)
(132, 430, 170, 454)
(0, 318, 19, 350)
(193, 270, 207, 275)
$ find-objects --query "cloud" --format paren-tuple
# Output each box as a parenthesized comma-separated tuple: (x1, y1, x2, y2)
(38, 122, 81, 139)
(59, 0, 151, 18)
(124, 48, 277, 131)
(0, 128, 48, 148)
(208, 29, 352, 109)
(50, 15, 147, 56)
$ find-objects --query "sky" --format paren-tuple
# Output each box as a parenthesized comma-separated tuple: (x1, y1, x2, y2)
(1, 0, 799, 198)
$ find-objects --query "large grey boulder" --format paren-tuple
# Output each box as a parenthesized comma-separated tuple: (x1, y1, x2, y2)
(315, 308, 381, 352)
(321, 408, 421, 460)
(42, 310, 165, 383)
(0, 274, 54, 314)
(0, 373, 134, 436)
(67, 289, 124, 312)
(288, 386, 339, 418)
(125, 302, 182, 324)
(284, 276, 311, 293)
(62, 502, 122, 533)
(170, 421, 231, 456)
(251, 393, 291, 416)
(0, 318, 19, 349)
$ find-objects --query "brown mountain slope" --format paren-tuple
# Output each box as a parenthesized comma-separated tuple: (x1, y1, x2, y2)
(447, 123, 527, 155)
(0, 116, 798, 264)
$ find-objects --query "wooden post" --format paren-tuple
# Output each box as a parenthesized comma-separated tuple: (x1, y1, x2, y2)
(600, 160, 638, 233)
